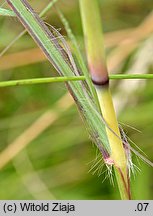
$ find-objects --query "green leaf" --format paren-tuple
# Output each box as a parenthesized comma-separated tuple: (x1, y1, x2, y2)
(6, 0, 111, 154)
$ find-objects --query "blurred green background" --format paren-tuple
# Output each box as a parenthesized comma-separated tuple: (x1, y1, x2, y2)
(0, 0, 153, 199)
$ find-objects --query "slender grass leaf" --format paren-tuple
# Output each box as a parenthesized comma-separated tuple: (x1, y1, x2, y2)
(6, 0, 111, 154)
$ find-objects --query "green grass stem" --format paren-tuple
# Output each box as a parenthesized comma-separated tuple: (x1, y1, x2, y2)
(0, 74, 153, 88)
(79, 0, 130, 199)
(110, 74, 153, 80)
(0, 76, 85, 87)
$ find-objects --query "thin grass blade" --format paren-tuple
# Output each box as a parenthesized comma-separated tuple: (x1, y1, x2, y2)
(6, 0, 111, 155)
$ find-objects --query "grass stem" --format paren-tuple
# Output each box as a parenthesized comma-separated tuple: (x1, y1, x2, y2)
(0, 76, 85, 87)
(79, 0, 130, 199)
(0, 74, 152, 88)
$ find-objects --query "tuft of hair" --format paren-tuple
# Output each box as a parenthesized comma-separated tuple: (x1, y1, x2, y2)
(88, 152, 115, 185)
